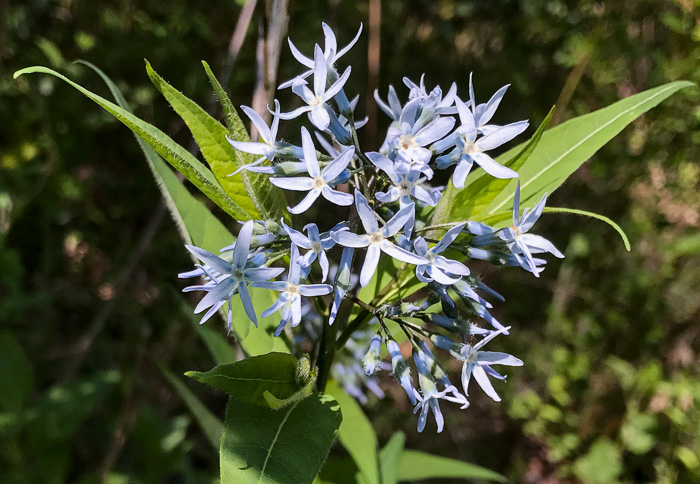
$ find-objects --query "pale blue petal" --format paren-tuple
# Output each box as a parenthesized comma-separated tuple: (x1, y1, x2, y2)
(288, 189, 322, 214)
(185, 245, 231, 275)
(452, 156, 474, 189)
(240, 105, 272, 143)
(238, 283, 258, 325)
(245, 267, 285, 282)
(380, 240, 428, 265)
(382, 204, 414, 237)
(477, 84, 509, 126)
(298, 284, 333, 296)
(270, 177, 314, 191)
(354, 190, 379, 233)
(360, 244, 381, 287)
(282, 220, 312, 249)
(476, 120, 528, 151)
(477, 351, 523, 366)
(251, 280, 288, 291)
(321, 186, 354, 206)
(472, 365, 500, 401)
(331, 230, 370, 248)
(471, 152, 518, 179)
(232, 221, 254, 269)
(322, 146, 355, 181)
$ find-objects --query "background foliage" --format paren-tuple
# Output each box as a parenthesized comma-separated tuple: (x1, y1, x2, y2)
(1, 0, 698, 482)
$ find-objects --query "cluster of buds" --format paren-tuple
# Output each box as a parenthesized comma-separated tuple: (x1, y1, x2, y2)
(180, 23, 564, 432)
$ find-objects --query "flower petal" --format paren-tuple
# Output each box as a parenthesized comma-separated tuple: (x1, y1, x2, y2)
(380, 240, 428, 265)
(270, 177, 314, 191)
(360, 244, 381, 287)
(298, 283, 333, 297)
(354, 190, 379, 233)
(288, 189, 322, 214)
(233, 221, 254, 269)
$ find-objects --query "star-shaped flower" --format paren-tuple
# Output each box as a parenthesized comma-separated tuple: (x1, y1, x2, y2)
(412, 347, 468, 433)
(413, 223, 469, 285)
(281, 221, 335, 281)
(432, 327, 522, 402)
(331, 190, 428, 287)
(367, 152, 441, 208)
(468, 72, 511, 135)
(181, 221, 284, 330)
(252, 244, 333, 336)
(270, 127, 354, 214)
(277, 45, 352, 131)
(279, 22, 363, 89)
(435, 96, 528, 188)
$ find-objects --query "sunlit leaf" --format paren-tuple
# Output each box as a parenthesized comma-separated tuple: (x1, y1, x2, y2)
(396, 450, 505, 482)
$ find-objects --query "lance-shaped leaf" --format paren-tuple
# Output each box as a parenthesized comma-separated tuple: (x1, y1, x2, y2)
(13, 66, 251, 221)
(146, 61, 286, 221)
(326, 384, 380, 484)
(220, 393, 341, 484)
(484, 81, 695, 215)
(437, 81, 693, 224)
(69, 61, 288, 357)
(396, 451, 505, 482)
(378, 432, 406, 484)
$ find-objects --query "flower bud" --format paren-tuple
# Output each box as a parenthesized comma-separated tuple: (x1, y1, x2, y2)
(362, 333, 382, 376)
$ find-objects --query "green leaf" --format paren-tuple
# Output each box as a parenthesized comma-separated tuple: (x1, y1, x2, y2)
(0, 331, 34, 414)
(146, 60, 286, 221)
(220, 393, 342, 484)
(73, 61, 287, 357)
(186, 352, 311, 406)
(483, 81, 695, 216)
(378, 432, 406, 484)
(433, 106, 554, 226)
(202, 60, 241, 139)
(542, 207, 630, 251)
(326, 383, 380, 484)
(396, 451, 505, 482)
(156, 362, 224, 450)
(14, 65, 251, 220)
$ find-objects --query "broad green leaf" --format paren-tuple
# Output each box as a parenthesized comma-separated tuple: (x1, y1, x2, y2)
(432, 107, 554, 226)
(0, 331, 34, 414)
(74, 61, 286, 357)
(187, 352, 311, 406)
(326, 383, 380, 484)
(220, 393, 342, 484)
(25, 371, 120, 442)
(484, 81, 695, 216)
(146, 61, 286, 221)
(156, 362, 224, 450)
(378, 432, 406, 484)
(14, 66, 251, 221)
(396, 451, 505, 482)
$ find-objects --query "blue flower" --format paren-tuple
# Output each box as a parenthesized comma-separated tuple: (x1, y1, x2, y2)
(412, 347, 468, 433)
(403, 75, 457, 116)
(331, 190, 428, 287)
(181, 221, 284, 330)
(468, 182, 564, 276)
(329, 247, 354, 325)
(374, 85, 403, 122)
(367, 152, 441, 208)
(432, 327, 522, 402)
(226, 100, 303, 174)
(281, 221, 336, 282)
(468, 73, 513, 135)
(386, 104, 455, 176)
(413, 223, 470, 284)
(435, 96, 528, 188)
(362, 332, 383, 375)
(277, 45, 352, 131)
(387, 339, 417, 404)
(252, 244, 333, 336)
(280, 22, 363, 89)
(271, 127, 355, 214)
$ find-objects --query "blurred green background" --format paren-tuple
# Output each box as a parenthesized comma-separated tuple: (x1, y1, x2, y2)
(1, 0, 699, 483)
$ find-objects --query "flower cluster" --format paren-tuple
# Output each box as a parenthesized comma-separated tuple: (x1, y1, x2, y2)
(181, 22, 564, 433)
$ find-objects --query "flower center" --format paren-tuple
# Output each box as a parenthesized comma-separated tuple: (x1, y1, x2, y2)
(398, 134, 417, 151)
(286, 283, 300, 295)
(312, 176, 326, 189)
(232, 269, 245, 280)
(309, 96, 324, 108)
(460, 137, 476, 154)
(311, 241, 322, 253)
(369, 232, 384, 244)
(397, 178, 413, 197)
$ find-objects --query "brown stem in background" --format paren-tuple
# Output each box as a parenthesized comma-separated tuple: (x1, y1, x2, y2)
(365, 0, 382, 147)
(551, 51, 591, 127)
(220, 0, 259, 89)
(251, 0, 289, 139)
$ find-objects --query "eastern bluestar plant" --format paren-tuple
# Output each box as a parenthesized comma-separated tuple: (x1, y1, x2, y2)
(180, 22, 565, 433)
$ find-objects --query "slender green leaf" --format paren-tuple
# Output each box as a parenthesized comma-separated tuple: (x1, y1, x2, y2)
(484, 81, 695, 215)
(187, 353, 310, 406)
(14, 66, 252, 221)
(326, 383, 380, 484)
(202, 60, 241, 139)
(146, 60, 286, 221)
(432, 107, 555, 226)
(396, 451, 505, 482)
(378, 432, 406, 484)
(156, 362, 224, 450)
(73, 61, 287, 357)
(542, 207, 631, 251)
(220, 393, 341, 484)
